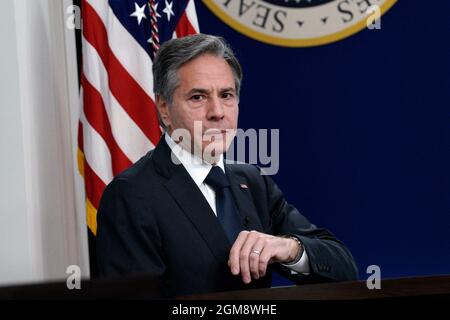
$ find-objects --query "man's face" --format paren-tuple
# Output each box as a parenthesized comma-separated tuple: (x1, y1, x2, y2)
(157, 54, 239, 161)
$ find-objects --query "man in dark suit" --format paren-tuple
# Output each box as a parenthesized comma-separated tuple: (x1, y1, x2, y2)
(96, 34, 358, 297)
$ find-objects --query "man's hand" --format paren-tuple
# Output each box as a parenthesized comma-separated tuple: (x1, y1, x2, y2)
(227, 230, 302, 284)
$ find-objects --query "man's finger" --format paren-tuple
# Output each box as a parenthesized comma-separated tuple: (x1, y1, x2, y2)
(249, 237, 267, 280)
(229, 231, 249, 275)
(249, 248, 263, 280)
(239, 231, 260, 283)
(258, 247, 272, 277)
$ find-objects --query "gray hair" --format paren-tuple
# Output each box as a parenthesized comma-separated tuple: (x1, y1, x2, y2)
(152, 33, 243, 106)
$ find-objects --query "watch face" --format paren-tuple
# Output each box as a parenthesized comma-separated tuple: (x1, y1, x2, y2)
(203, 0, 397, 47)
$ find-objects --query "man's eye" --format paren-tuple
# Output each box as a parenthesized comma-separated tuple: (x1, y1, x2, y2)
(190, 95, 204, 101)
(222, 92, 234, 99)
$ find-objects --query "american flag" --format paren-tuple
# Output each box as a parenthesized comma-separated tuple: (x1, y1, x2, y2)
(78, 0, 199, 237)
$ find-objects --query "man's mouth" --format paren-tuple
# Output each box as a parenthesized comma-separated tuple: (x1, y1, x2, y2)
(203, 129, 228, 136)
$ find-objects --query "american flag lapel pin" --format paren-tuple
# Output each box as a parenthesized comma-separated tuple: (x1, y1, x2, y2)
(240, 183, 248, 189)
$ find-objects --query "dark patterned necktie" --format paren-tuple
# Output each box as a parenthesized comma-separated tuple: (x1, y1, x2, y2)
(204, 166, 243, 243)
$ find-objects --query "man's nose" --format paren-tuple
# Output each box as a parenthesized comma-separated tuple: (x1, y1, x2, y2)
(206, 96, 225, 121)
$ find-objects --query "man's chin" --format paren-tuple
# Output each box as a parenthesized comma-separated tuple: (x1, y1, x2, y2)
(201, 141, 228, 163)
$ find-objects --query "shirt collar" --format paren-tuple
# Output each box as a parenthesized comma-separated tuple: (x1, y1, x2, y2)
(165, 134, 225, 187)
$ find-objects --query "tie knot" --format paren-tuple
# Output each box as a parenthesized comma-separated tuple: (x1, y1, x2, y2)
(205, 166, 230, 190)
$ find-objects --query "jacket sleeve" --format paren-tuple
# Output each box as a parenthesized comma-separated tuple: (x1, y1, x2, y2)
(96, 178, 166, 284)
(261, 171, 359, 283)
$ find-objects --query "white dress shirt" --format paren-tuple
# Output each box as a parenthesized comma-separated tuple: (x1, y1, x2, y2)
(165, 134, 310, 275)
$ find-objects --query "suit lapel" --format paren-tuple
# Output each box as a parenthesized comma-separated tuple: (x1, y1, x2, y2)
(164, 167, 232, 263)
(152, 137, 265, 264)
(152, 137, 231, 264)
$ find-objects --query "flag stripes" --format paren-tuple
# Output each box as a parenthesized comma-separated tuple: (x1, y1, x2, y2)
(79, 0, 199, 237)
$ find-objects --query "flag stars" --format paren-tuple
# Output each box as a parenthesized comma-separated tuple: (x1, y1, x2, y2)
(163, 0, 175, 22)
(153, 2, 162, 19)
(130, 2, 147, 25)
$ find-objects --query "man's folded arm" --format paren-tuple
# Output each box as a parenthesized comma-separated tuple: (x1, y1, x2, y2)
(261, 171, 359, 282)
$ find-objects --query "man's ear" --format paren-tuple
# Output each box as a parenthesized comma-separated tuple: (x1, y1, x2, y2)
(155, 94, 171, 129)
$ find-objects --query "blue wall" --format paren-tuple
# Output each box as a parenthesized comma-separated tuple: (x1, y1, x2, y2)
(197, 0, 450, 279)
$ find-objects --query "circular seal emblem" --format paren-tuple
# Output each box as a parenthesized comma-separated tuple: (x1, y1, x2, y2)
(203, 0, 397, 47)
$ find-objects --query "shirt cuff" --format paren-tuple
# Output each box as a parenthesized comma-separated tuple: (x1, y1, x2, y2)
(282, 248, 310, 275)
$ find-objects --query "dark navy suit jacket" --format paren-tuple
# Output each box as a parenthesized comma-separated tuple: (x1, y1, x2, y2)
(96, 136, 358, 297)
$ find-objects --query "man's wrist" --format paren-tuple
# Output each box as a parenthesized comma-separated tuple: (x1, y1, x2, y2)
(282, 235, 303, 264)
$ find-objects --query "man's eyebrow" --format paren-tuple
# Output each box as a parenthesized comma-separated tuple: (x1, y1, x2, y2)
(220, 87, 236, 93)
(185, 87, 236, 96)
(186, 88, 211, 96)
